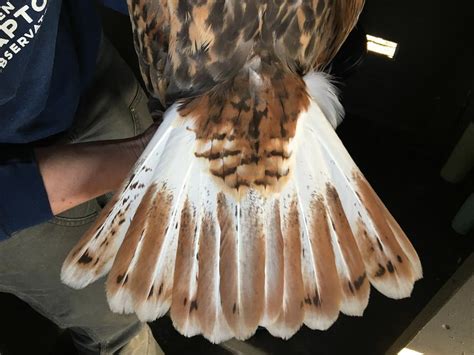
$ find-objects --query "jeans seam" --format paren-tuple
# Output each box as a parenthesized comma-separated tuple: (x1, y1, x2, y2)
(49, 211, 99, 227)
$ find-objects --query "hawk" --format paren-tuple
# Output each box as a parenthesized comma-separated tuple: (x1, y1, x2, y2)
(62, 0, 422, 343)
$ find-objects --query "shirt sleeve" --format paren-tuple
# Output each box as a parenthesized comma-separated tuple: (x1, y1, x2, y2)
(0, 145, 53, 240)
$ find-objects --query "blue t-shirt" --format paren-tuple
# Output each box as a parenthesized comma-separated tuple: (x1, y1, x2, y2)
(0, 0, 126, 239)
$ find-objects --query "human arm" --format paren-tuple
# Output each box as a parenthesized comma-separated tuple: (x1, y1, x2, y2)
(35, 125, 155, 215)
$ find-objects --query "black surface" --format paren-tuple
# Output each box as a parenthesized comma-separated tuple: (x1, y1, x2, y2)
(1, 2, 473, 355)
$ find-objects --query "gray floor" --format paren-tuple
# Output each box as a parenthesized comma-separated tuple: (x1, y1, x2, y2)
(408, 274, 473, 354)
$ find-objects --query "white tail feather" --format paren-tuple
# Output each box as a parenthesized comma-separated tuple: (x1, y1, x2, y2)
(61, 73, 421, 343)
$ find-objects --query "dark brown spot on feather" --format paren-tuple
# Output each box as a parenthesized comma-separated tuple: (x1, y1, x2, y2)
(78, 251, 93, 264)
(116, 273, 125, 284)
(348, 281, 354, 294)
(354, 273, 367, 290)
(190, 300, 198, 313)
(376, 238, 384, 252)
(313, 292, 322, 307)
(387, 260, 395, 273)
(211, 166, 237, 179)
(95, 225, 105, 238)
(375, 263, 386, 277)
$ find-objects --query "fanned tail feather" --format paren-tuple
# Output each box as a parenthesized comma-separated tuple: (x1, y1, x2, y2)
(61, 73, 421, 343)
(60, 108, 176, 289)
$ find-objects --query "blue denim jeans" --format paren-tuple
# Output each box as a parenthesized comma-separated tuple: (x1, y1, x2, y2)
(0, 36, 153, 354)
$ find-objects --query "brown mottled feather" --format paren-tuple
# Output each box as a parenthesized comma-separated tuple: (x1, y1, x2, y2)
(262, 199, 284, 326)
(170, 199, 200, 335)
(195, 211, 231, 341)
(239, 192, 266, 332)
(179, 65, 309, 198)
(106, 185, 158, 312)
(267, 196, 305, 338)
(62, 0, 422, 344)
(129, 0, 365, 102)
(218, 191, 266, 338)
(128, 0, 169, 104)
(217, 193, 240, 332)
(353, 173, 421, 297)
(303, 198, 342, 329)
(325, 184, 370, 315)
(308, 0, 366, 69)
(129, 186, 175, 318)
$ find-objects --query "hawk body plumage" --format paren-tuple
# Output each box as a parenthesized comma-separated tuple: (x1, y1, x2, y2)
(61, 0, 422, 343)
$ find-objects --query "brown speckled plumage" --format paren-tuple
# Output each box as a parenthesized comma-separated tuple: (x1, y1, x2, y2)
(62, 0, 422, 343)
(129, 0, 364, 195)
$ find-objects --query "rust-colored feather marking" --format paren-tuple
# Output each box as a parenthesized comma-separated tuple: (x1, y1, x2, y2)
(303, 197, 342, 329)
(62, 0, 425, 344)
(171, 199, 200, 335)
(218, 192, 266, 338)
(106, 185, 158, 312)
(130, 186, 174, 308)
(262, 199, 284, 326)
(325, 184, 370, 316)
(106, 184, 174, 316)
(268, 196, 305, 338)
(353, 172, 421, 295)
(180, 66, 310, 198)
(195, 212, 227, 340)
(217, 193, 240, 331)
(239, 192, 266, 333)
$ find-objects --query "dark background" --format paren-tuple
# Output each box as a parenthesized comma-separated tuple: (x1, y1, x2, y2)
(1, 1, 473, 354)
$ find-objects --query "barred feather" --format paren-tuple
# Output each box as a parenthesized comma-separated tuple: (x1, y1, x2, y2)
(62, 0, 422, 344)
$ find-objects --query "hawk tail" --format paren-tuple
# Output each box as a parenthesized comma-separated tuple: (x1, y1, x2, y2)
(61, 71, 421, 342)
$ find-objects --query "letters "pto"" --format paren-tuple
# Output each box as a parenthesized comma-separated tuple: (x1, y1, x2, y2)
(0, 1, 47, 44)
